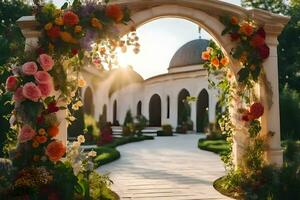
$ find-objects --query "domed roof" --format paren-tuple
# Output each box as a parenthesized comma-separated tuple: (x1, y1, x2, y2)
(169, 39, 209, 69)
(108, 67, 143, 97)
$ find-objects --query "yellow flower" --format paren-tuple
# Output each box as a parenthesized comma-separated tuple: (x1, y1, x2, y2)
(78, 79, 86, 87)
(38, 128, 46, 135)
(76, 101, 83, 107)
(54, 9, 62, 17)
(77, 135, 85, 144)
(91, 18, 103, 29)
(74, 25, 82, 33)
(72, 104, 79, 111)
(60, 31, 77, 44)
(55, 17, 64, 25)
(44, 22, 53, 31)
(32, 141, 39, 148)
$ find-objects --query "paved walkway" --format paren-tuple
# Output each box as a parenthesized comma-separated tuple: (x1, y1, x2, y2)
(98, 134, 231, 200)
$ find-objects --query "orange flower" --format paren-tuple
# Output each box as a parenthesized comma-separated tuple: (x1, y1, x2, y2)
(220, 56, 229, 66)
(32, 141, 39, 148)
(46, 141, 66, 162)
(44, 23, 53, 31)
(240, 22, 254, 36)
(60, 31, 77, 44)
(38, 128, 46, 135)
(211, 57, 220, 68)
(231, 16, 239, 25)
(90, 18, 103, 29)
(201, 51, 210, 61)
(48, 126, 59, 138)
(36, 136, 47, 144)
(55, 17, 64, 25)
(106, 4, 124, 22)
(63, 11, 79, 26)
(74, 25, 82, 33)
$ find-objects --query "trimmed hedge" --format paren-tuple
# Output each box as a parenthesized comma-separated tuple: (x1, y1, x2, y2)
(198, 139, 229, 154)
(94, 135, 154, 167)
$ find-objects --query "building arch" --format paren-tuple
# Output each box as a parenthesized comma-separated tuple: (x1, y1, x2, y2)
(177, 89, 191, 126)
(149, 94, 161, 127)
(197, 89, 209, 132)
(167, 96, 170, 119)
(113, 100, 118, 125)
(137, 101, 142, 116)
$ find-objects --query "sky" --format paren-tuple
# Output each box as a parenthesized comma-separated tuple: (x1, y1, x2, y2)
(51, 0, 241, 79)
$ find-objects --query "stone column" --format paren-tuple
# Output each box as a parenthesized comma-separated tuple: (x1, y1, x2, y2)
(259, 33, 284, 167)
(18, 16, 68, 145)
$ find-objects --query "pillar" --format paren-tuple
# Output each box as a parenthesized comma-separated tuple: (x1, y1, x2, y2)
(17, 16, 68, 145)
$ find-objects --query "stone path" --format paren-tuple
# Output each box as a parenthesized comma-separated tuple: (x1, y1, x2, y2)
(98, 134, 231, 200)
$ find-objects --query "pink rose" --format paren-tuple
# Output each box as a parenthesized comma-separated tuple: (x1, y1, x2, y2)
(35, 71, 52, 84)
(22, 62, 38, 75)
(23, 82, 42, 102)
(6, 76, 18, 92)
(13, 87, 25, 102)
(19, 125, 36, 143)
(38, 54, 54, 71)
(38, 82, 53, 97)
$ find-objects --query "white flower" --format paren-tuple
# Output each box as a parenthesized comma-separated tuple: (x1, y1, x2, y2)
(88, 150, 97, 157)
(73, 161, 82, 175)
(77, 135, 85, 144)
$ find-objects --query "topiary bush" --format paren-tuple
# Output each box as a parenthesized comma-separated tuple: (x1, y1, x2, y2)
(157, 124, 173, 136)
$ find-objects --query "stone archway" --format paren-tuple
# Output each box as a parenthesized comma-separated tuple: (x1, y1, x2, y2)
(197, 89, 209, 133)
(17, 0, 289, 167)
(177, 89, 191, 126)
(149, 94, 162, 127)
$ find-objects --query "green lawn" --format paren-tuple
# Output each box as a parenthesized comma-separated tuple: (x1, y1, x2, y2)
(94, 135, 154, 167)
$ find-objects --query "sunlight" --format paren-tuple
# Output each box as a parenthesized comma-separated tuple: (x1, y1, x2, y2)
(116, 18, 213, 79)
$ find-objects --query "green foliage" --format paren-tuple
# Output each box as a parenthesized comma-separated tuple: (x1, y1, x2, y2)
(0, 0, 32, 157)
(280, 86, 300, 140)
(241, 0, 289, 14)
(160, 124, 173, 136)
(214, 141, 300, 200)
(123, 110, 133, 125)
(84, 114, 100, 140)
(134, 115, 147, 135)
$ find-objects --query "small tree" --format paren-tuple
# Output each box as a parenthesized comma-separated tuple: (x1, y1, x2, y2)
(123, 110, 133, 126)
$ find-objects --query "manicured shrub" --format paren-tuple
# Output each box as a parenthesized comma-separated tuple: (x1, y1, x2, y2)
(157, 124, 173, 136)
(98, 123, 113, 146)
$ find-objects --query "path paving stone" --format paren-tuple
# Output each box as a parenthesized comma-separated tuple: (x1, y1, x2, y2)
(98, 134, 232, 200)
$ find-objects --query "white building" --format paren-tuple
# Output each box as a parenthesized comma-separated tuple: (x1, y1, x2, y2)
(81, 38, 219, 132)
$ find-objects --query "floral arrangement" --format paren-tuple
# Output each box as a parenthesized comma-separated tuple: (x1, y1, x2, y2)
(4, 0, 137, 199)
(201, 15, 278, 198)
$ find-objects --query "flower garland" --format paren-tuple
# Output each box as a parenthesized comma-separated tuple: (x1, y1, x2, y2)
(4, 0, 137, 198)
(201, 15, 272, 170)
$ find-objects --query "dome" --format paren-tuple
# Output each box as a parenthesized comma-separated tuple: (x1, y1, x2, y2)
(108, 67, 144, 97)
(169, 39, 209, 69)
